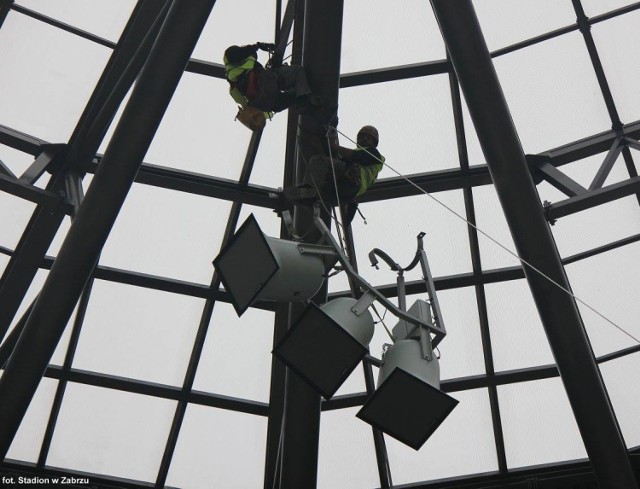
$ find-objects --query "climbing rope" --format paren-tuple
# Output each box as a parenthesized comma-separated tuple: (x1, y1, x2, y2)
(330, 126, 640, 346)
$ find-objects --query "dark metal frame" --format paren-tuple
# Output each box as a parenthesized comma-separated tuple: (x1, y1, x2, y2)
(1, 0, 640, 488)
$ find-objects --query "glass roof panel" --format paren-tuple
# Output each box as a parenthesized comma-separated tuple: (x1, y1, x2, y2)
(436, 287, 486, 379)
(600, 353, 640, 446)
(0, 12, 111, 142)
(552, 196, 640, 258)
(144, 73, 250, 180)
(486, 279, 555, 372)
(590, 9, 640, 124)
(166, 404, 267, 489)
(99, 183, 231, 284)
(581, 0, 639, 17)
(6, 378, 58, 463)
(249, 110, 288, 188)
(47, 384, 176, 482)
(472, 184, 521, 271)
(341, 0, 445, 72)
(0, 193, 36, 250)
(565, 242, 640, 356)
(192, 0, 275, 64)
(16, 0, 135, 42)
(499, 378, 587, 469)
(0, 145, 36, 181)
(193, 302, 274, 403)
(386, 388, 497, 484)
(339, 75, 459, 175)
(493, 31, 611, 153)
(72, 280, 204, 387)
(317, 407, 380, 489)
(348, 191, 472, 289)
(474, 0, 576, 52)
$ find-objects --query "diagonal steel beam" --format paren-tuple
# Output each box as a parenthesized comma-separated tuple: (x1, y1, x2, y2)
(589, 137, 623, 190)
(547, 175, 640, 220)
(0, 0, 218, 459)
(430, 2, 638, 488)
(536, 162, 587, 197)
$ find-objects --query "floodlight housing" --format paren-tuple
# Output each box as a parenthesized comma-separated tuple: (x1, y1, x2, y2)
(357, 339, 458, 450)
(213, 214, 326, 316)
(273, 297, 375, 399)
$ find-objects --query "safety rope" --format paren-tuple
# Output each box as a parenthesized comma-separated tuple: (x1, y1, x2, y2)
(331, 126, 640, 346)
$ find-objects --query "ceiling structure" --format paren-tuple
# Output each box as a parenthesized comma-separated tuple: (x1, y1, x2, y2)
(1, 1, 640, 488)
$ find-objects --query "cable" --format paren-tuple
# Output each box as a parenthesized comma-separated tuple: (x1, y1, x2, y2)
(331, 126, 640, 346)
(371, 303, 395, 342)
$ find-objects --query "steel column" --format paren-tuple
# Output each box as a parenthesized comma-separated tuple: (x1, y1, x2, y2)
(0, 0, 217, 459)
(430, 2, 637, 488)
(279, 1, 343, 487)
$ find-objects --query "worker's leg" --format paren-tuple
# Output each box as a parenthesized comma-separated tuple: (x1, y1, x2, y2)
(272, 65, 312, 97)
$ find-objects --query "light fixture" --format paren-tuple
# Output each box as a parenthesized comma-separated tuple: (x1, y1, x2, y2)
(357, 337, 458, 450)
(213, 214, 328, 316)
(273, 297, 375, 399)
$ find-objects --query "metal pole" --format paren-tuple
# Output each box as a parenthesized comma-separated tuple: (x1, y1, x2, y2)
(279, 1, 343, 487)
(429, 2, 637, 488)
(0, 0, 217, 459)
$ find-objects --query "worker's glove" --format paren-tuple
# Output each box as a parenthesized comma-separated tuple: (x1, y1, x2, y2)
(257, 42, 276, 52)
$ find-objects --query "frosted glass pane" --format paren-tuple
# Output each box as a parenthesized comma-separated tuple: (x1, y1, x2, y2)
(340, 75, 458, 175)
(145, 73, 249, 180)
(552, 195, 640, 258)
(0, 13, 110, 142)
(0, 145, 35, 179)
(48, 384, 176, 481)
(437, 287, 485, 379)
(493, 32, 610, 153)
(387, 389, 497, 484)
(7, 378, 58, 463)
(166, 404, 266, 489)
(100, 183, 232, 284)
(193, 0, 274, 64)
(348, 191, 472, 290)
(582, 0, 638, 17)
(486, 279, 555, 372)
(0, 193, 36, 250)
(342, 0, 445, 72)
(591, 10, 640, 123)
(249, 109, 288, 188)
(193, 302, 274, 402)
(318, 407, 380, 489)
(17, 0, 135, 42)
(475, 0, 576, 52)
(73, 280, 203, 386)
(565, 243, 640, 357)
(472, 185, 521, 271)
(499, 378, 587, 468)
(600, 353, 640, 447)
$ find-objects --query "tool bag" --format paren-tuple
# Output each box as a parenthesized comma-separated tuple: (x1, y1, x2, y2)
(235, 105, 266, 132)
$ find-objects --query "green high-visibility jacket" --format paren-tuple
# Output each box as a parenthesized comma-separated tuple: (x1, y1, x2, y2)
(353, 148, 385, 197)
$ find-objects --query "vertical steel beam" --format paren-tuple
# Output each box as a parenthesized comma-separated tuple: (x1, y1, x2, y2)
(264, 3, 304, 487)
(448, 63, 507, 474)
(279, 1, 343, 487)
(0, 0, 217, 459)
(430, 2, 638, 488)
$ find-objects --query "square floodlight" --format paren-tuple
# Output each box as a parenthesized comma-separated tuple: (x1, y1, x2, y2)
(357, 368, 458, 450)
(213, 214, 279, 316)
(273, 303, 369, 400)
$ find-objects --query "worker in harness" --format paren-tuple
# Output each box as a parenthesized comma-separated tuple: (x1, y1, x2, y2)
(224, 43, 321, 119)
(284, 125, 384, 224)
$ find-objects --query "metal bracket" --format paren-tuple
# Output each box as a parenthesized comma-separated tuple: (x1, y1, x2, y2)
(351, 291, 376, 316)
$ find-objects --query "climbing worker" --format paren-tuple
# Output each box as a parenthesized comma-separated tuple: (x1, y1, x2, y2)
(284, 125, 384, 224)
(224, 42, 320, 122)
